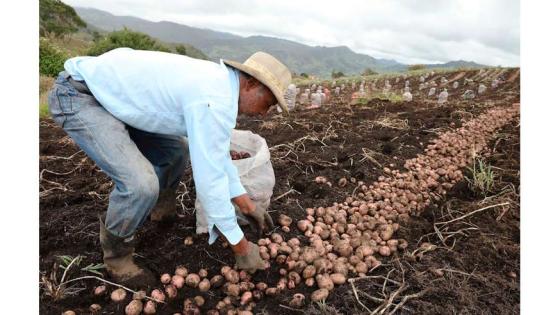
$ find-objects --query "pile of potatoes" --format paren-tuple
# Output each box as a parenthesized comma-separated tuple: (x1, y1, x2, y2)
(94, 104, 518, 313)
(256, 104, 519, 303)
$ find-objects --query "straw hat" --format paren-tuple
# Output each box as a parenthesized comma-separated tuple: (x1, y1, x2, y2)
(224, 52, 292, 113)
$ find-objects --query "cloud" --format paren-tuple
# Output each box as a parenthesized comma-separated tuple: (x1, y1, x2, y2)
(64, 0, 520, 66)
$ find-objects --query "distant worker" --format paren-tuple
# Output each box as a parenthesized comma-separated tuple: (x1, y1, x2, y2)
(47, 49, 291, 287)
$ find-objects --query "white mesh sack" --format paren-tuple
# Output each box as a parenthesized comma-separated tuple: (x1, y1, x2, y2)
(463, 90, 476, 99)
(195, 129, 275, 234)
(403, 91, 413, 102)
(428, 87, 436, 97)
(478, 84, 487, 94)
(438, 89, 448, 104)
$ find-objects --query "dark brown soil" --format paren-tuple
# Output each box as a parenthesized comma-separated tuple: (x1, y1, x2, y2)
(39, 69, 520, 314)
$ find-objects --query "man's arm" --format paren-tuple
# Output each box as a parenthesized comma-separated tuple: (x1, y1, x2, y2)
(184, 102, 243, 245)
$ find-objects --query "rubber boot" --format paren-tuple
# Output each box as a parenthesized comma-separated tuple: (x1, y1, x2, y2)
(150, 188, 177, 222)
(99, 217, 156, 289)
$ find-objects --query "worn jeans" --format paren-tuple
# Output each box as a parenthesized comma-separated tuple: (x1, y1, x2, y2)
(48, 71, 189, 238)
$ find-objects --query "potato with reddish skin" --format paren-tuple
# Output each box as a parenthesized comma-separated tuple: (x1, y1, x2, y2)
(278, 214, 293, 227)
(330, 273, 347, 285)
(93, 285, 106, 296)
(132, 290, 146, 300)
(289, 293, 306, 308)
(165, 284, 178, 299)
(175, 266, 188, 277)
(311, 288, 329, 302)
(240, 291, 253, 305)
(110, 288, 127, 303)
(150, 289, 165, 302)
(89, 304, 101, 313)
(199, 278, 211, 292)
(224, 269, 240, 284)
(186, 273, 201, 288)
(316, 274, 334, 290)
(125, 300, 143, 315)
(160, 273, 171, 284)
(143, 300, 157, 314)
(172, 274, 185, 288)
(210, 275, 225, 288)
(194, 295, 205, 307)
(225, 283, 240, 297)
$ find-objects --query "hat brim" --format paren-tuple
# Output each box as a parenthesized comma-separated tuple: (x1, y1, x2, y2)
(224, 60, 290, 114)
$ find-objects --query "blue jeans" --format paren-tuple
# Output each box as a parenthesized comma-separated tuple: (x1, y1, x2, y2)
(47, 71, 188, 237)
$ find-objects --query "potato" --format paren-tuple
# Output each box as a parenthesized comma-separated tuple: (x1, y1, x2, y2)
(175, 266, 188, 277)
(160, 273, 172, 284)
(270, 233, 283, 244)
(330, 273, 346, 285)
(198, 278, 211, 292)
(239, 270, 250, 281)
(288, 271, 302, 285)
(143, 300, 157, 314)
(297, 220, 313, 233)
(281, 226, 290, 233)
(379, 224, 394, 241)
(89, 304, 101, 313)
(311, 288, 329, 302)
(125, 299, 143, 315)
(186, 273, 201, 288)
(151, 289, 165, 302)
(378, 245, 391, 256)
(198, 268, 208, 278)
(210, 275, 225, 288)
(221, 266, 232, 276)
(110, 288, 127, 303)
(305, 277, 315, 287)
(239, 281, 253, 292)
(278, 214, 293, 227)
(302, 265, 316, 279)
(194, 295, 205, 307)
(265, 287, 278, 296)
(165, 284, 178, 299)
(338, 178, 348, 187)
(184, 236, 194, 246)
(355, 262, 368, 274)
(332, 261, 348, 276)
(316, 274, 334, 290)
(225, 283, 240, 297)
(132, 290, 146, 300)
(289, 293, 305, 308)
(301, 247, 319, 264)
(62, 311, 76, 315)
(172, 274, 185, 288)
(255, 282, 268, 291)
(240, 291, 253, 305)
(93, 285, 106, 296)
(224, 269, 239, 284)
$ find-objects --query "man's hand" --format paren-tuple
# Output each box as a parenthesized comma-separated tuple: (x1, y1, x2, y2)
(232, 194, 274, 235)
(232, 238, 267, 273)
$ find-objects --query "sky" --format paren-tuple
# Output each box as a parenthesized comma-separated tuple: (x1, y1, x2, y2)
(64, 0, 520, 66)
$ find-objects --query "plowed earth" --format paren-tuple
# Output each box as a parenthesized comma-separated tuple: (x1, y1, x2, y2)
(39, 68, 520, 314)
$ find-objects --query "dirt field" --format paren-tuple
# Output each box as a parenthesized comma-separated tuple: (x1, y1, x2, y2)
(39, 68, 520, 314)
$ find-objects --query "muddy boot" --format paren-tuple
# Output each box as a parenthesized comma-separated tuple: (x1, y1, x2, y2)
(150, 189, 177, 222)
(99, 217, 156, 289)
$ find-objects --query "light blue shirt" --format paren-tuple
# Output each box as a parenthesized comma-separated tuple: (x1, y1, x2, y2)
(64, 48, 246, 245)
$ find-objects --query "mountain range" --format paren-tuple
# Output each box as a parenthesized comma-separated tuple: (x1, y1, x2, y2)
(74, 7, 487, 77)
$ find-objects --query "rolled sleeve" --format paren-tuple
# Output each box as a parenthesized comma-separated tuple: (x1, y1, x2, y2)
(184, 102, 243, 245)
